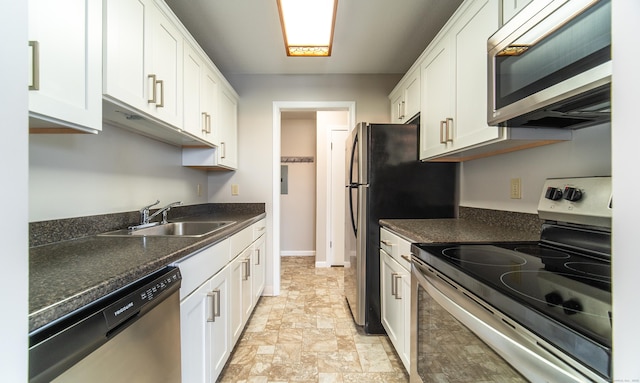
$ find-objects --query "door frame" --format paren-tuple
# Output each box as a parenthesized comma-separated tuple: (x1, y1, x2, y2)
(272, 102, 356, 287)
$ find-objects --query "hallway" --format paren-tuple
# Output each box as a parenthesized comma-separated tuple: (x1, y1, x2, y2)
(218, 256, 409, 382)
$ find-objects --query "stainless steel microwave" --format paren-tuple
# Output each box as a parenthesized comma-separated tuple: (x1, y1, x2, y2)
(488, 0, 611, 129)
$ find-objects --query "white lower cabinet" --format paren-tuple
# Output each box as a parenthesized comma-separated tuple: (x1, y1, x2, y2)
(251, 234, 266, 303)
(230, 247, 253, 346)
(176, 218, 267, 382)
(380, 228, 411, 372)
(180, 263, 230, 382)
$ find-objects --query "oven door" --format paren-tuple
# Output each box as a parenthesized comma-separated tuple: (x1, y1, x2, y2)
(410, 257, 591, 383)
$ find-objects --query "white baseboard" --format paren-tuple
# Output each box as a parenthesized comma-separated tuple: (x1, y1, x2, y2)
(280, 250, 315, 257)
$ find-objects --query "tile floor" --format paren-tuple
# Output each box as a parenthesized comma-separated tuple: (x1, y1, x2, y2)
(218, 256, 409, 383)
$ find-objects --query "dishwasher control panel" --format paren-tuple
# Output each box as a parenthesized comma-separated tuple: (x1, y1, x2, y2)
(103, 267, 182, 330)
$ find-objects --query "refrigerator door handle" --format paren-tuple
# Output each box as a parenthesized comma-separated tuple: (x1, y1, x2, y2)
(349, 183, 358, 236)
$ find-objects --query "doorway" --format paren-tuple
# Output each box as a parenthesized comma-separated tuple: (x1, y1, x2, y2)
(272, 102, 355, 292)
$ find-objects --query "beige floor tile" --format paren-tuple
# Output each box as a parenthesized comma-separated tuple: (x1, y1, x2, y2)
(217, 256, 408, 383)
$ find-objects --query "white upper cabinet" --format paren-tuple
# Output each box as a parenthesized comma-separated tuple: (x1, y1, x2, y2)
(501, 0, 533, 25)
(183, 42, 217, 145)
(389, 67, 420, 124)
(28, 0, 102, 133)
(417, 0, 570, 161)
(217, 86, 239, 169)
(420, 0, 500, 160)
(103, 0, 239, 153)
(147, 2, 183, 128)
(103, 0, 182, 129)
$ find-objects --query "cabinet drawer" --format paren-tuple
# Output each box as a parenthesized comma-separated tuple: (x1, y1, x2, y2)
(175, 239, 230, 300)
(252, 218, 266, 240)
(230, 224, 253, 258)
(380, 228, 412, 272)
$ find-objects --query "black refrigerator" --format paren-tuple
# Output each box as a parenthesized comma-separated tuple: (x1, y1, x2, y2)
(344, 122, 457, 334)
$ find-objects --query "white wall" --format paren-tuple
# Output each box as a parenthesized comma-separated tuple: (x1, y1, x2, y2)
(280, 118, 316, 255)
(612, 1, 640, 379)
(29, 123, 209, 221)
(460, 123, 611, 213)
(208, 73, 400, 295)
(2, 0, 28, 379)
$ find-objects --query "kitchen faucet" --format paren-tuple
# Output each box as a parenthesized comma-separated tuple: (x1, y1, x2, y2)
(129, 200, 182, 231)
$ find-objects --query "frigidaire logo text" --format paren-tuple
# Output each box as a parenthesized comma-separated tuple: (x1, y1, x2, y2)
(114, 302, 134, 316)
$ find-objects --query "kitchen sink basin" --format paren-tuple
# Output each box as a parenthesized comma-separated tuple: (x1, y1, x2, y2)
(98, 221, 236, 238)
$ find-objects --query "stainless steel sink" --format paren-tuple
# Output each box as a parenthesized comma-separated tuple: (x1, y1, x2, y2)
(98, 221, 236, 238)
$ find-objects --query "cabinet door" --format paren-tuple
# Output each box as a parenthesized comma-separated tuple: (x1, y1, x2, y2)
(390, 91, 403, 124)
(182, 42, 205, 140)
(209, 267, 230, 381)
(180, 280, 211, 383)
(147, 2, 182, 128)
(399, 266, 411, 370)
(403, 69, 421, 122)
(380, 251, 404, 358)
(452, 0, 500, 150)
(252, 235, 266, 304)
(28, 0, 101, 132)
(229, 254, 245, 346)
(420, 37, 454, 159)
(240, 249, 254, 322)
(201, 68, 219, 144)
(103, 0, 148, 113)
(217, 86, 238, 169)
(502, 0, 532, 25)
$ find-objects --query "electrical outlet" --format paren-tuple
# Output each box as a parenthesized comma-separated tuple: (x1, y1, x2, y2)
(231, 184, 239, 196)
(510, 178, 522, 199)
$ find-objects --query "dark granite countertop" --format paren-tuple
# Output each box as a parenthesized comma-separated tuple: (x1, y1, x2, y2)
(29, 204, 265, 333)
(379, 207, 542, 244)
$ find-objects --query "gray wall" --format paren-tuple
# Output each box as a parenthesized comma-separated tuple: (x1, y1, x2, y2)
(29, 123, 209, 221)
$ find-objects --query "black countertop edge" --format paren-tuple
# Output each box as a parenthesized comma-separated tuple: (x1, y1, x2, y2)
(30, 203, 265, 247)
(29, 210, 266, 333)
(379, 207, 541, 244)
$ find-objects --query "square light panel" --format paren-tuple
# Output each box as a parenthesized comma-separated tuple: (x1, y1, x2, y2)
(277, 0, 338, 56)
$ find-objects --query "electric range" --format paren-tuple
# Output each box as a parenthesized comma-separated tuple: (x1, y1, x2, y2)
(411, 177, 612, 382)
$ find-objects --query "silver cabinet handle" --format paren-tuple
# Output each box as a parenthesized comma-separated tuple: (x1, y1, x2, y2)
(242, 259, 250, 280)
(156, 79, 164, 108)
(206, 113, 211, 133)
(401, 254, 411, 263)
(220, 142, 226, 159)
(439, 120, 446, 144)
(445, 117, 454, 143)
(202, 112, 208, 133)
(393, 274, 402, 300)
(148, 74, 157, 104)
(391, 272, 398, 297)
(396, 103, 402, 120)
(255, 248, 260, 265)
(29, 41, 40, 90)
(207, 289, 220, 322)
(380, 239, 393, 246)
(400, 100, 406, 120)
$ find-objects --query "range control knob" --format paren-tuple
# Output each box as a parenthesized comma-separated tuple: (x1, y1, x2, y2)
(563, 187, 583, 202)
(562, 299, 583, 315)
(544, 292, 563, 307)
(544, 187, 563, 201)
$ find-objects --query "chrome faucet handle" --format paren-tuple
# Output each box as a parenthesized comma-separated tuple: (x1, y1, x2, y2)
(139, 199, 160, 224)
(160, 201, 182, 224)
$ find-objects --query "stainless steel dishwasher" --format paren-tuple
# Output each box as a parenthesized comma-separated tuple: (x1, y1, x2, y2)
(29, 266, 182, 383)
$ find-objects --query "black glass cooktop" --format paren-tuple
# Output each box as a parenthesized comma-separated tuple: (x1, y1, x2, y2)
(413, 241, 612, 369)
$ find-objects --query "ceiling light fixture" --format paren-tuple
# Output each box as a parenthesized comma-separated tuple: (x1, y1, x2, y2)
(276, 0, 338, 57)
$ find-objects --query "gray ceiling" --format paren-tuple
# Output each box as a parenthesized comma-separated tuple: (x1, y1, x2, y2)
(165, 0, 463, 77)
